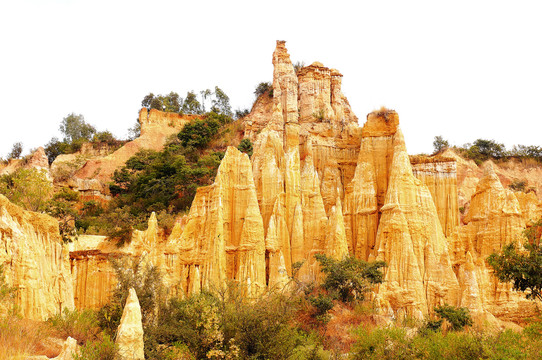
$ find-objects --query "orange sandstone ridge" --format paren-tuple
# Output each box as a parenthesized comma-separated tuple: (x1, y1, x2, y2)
(1, 41, 542, 326)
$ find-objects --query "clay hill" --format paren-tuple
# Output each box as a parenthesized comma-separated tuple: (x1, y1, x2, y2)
(1, 40, 542, 329)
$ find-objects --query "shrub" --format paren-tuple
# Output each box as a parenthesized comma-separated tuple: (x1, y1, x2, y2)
(509, 179, 527, 192)
(97, 256, 165, 336)
(433, 304, 473, 331)
(314, 254, 385, 303)
(0, 168, 53, 212)
(74, 334, 117, 360)
(237, 138, 253, 157)
(254, 82, 272, 98)
(48, 308, 100, 345)
(432, 136, 449, 154)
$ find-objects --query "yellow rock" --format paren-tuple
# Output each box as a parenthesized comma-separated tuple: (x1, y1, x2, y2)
(116, 288, 144, 360)
(0, 194, 73, 320)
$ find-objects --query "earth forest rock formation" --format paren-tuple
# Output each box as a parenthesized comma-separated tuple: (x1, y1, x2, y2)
(1, 41, 541, 326)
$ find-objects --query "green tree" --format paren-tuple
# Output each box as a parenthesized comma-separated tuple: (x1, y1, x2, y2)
(142, 92, 182, 113)
(0, 168, 53, 212)
(488, 219, 542, 301)
(181, 91, 202, 114)
(254, 82, 272, 98)
(211, 86, 232, 116)
(7, 142, 23, 159)
(432, 136, 449, 154)
(434, 304, 473, 331)
(314, 254, 386, 303)
(237, 138, 253, 157)
(200, 88, 212, 113)
(60, 113, 96, 143)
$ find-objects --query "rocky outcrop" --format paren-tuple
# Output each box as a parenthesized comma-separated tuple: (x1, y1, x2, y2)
(52, 337, 78, 360)
(0, 147, 50, 177)
(0, 195, 73, 320)
(116, 288, 144, 360)
(411, 156, 460, 238)
(70, 109, 195, 201)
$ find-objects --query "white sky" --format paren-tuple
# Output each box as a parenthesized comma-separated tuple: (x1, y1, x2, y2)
(1, 0, 541, 158)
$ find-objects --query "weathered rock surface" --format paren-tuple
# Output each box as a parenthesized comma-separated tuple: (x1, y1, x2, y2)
(116, 288, 145, 360)
(0, 194, 73, 320)
(4, 40, 542, 327)
(52, 336, 78, 360)
(0, 147, 50, 178)
(69, 109, 194, 201)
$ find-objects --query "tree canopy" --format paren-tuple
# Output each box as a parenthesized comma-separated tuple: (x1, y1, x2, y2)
(60, 113, 96, 143)
(487, 219, 542, 301)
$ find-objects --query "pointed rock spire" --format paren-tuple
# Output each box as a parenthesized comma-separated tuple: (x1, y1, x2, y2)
(116, 288, 145, 360)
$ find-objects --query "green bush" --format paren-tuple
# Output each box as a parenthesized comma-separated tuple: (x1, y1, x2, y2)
(48, 308, 100, 345)
(74, 334, 117, 360)
(314, 254, 385, 303)
(237, 138, 253, 157)
(434, 304, 473, 331)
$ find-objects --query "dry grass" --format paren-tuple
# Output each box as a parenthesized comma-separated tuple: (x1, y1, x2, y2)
(208, 120, 245, 151)
(410, 154, 456, 165)
(0, 316, 59, 359)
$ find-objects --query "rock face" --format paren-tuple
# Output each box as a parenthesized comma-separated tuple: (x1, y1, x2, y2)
(3, 40, 542, 326)
(116, 288, 144, 360)
(69, 109, 195, 202)
(0, 194, 73, 320)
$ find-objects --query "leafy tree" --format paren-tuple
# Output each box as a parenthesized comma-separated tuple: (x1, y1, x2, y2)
(235, 108, 250, 119)
(127, 120, 141, 140)
(237, 138, 253, 157)
(60, 113, 96, 143)
(434, 304, 473, 331)
(44, 137, 68, 164)
(200, 88, 212, 113)
(181, 91, 202, 114)
(254, 82, 272, 98)
(488, 219, 542, 301)
(45, 188, 80, 242)
(141, 92, 182, 113)
(0, 168, 53, 212)
(177, 116, 221, 149)
(433, 136, 449, 154)
(7, 142, 23, 159)
(314, 254, 385, 303)
(210, 86, 232, 116)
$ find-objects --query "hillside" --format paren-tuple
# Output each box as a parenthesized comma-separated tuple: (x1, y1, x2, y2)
(0, 40, 542, 359)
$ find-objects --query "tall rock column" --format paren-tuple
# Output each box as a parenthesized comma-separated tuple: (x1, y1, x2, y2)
(0, 195, 74, 320)
(116, 288, 144, 360)
(272, 41, 304, 267)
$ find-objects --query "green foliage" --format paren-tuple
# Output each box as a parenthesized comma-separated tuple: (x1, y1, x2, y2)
(45, 188, 80, 242)
(97, 256, 165, 335)
(7, 142, 23, 159)
(142, 92, 182, 113)
(60, 113, 96, 143)
(237, 138, 253, 157)
(509, 179, 527, 192)
(254, 82, 272, 98)
(0, 168, 53, 212)
(434, 304, 473, 331)
(487, 219, 542, 301)
(308, 294, 334, 322)
(352, 323, 542, 360)
(178, 117, 221, 149)
(314, 254, 385, 303)
(432, 136, 449, 154)
(210, 86, 232, 117)
(181, 91, 203, 114)
(509, 144, 542, 162)
(48, 308, 100, 345)
(73, 334, 117, 360)
(92, 131, 119, 147)
(234, 108, 249, 120)
(145, 289, 317, 360)
(127, 120, 141, 140)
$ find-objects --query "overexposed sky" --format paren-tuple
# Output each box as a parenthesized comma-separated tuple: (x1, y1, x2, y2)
(1, 0, 541, 158)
